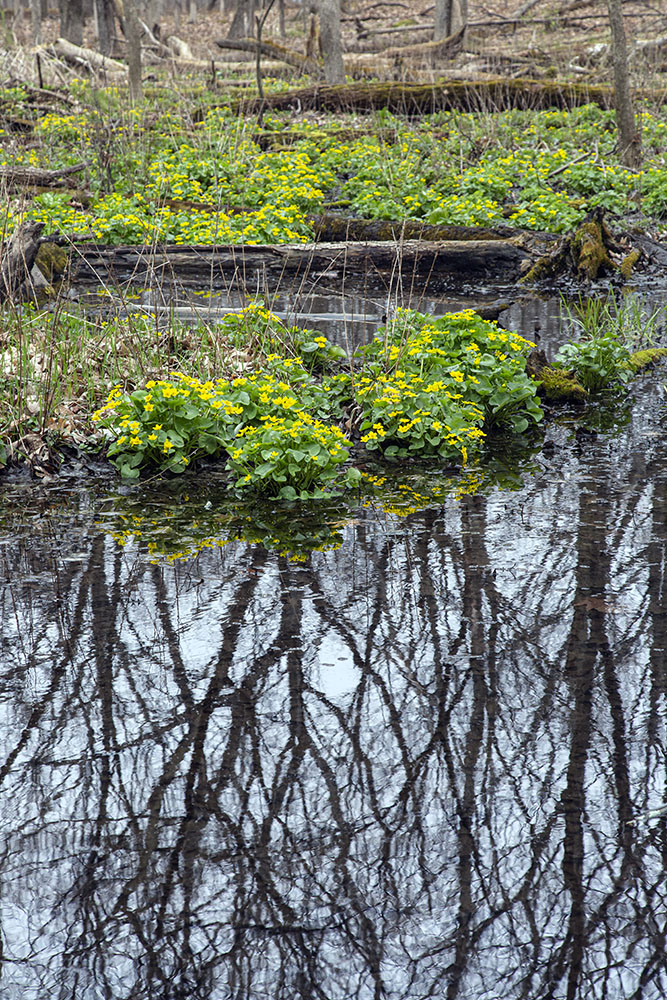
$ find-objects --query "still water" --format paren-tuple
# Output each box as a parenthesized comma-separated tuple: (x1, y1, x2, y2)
(1, 316, 667, 998)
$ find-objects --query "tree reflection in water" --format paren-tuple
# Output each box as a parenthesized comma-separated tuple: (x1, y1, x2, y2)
(1, 380, 667, 1000)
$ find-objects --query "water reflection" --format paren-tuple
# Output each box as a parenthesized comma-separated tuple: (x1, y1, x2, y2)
(1, 374, 667, 999)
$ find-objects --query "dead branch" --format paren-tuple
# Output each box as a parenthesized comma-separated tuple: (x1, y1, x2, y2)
(215, 36, 322, 76)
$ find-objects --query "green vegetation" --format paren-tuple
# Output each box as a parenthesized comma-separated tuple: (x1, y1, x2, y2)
(88, 303, 544, 492)
(552, 295, 666, 392)
(2, 87, 667, 245)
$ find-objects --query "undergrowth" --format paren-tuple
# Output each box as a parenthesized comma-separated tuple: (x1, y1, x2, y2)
(2, 90, 667, 246)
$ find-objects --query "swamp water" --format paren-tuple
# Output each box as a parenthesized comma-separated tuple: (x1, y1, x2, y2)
(1, 294, 667, 1000)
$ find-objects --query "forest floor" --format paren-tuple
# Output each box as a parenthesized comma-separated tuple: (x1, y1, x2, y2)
(5, 0, 666, 89)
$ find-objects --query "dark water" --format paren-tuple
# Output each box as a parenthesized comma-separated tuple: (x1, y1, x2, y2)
(2, 326, 667, 998)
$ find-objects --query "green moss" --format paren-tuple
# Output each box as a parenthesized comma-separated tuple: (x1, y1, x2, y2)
(620, 248, 640, 279)
(537, 366, 588, 401)
(571, 220, 611, 281)
(35, 243, 68, 281)
(627, 347, 667, 372)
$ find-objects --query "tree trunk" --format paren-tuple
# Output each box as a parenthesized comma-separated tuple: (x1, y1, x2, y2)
(30, 0, 41, 44)
(318, 0, 344, 85)
(227, 0, 256, 38)
(434, 0, 467, 39)
(94, 0, 115, 55)
(607, 0, 641, 168)
(60, 0, 84, 45)
(123, 0, 143, 101)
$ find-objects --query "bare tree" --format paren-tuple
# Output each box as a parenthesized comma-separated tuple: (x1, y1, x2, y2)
(607, 0, 641, 168)
(94, 0, 116, 55)
(122, 0, 143, 101)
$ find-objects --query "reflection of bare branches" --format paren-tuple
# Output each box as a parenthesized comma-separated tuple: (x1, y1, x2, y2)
(2, 417, 667, 998)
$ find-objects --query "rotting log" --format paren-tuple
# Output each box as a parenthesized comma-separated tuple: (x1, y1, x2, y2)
(311, 215, 555, 245)
(54, 219, 664, 294)
(521, 208, 635, 284)
(68, 238, 535, 290)
(53, 37, 128, 75)
(381, 26, 467, 60)
(0, 221, 45, 304)
(234, 77, 624, 115)
(0, 161, 88, 189)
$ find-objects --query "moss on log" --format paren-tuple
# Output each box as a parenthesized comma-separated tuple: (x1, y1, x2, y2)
(628, 348, 667, 372)
(311, 215, 522, 243)
(571, 218, 612, 281)
(235, 77, 621, 115)
(35, 242, 69, 281)
(538, 366, 588, 402)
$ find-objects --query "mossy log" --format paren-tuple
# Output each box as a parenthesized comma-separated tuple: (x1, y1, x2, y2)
(628, 348, 667, 372)
(522, 209, 642, 285)
(0, 220, 45, 304)
(526, 350, 587, 401)
(381, 26, 467, 60)
(235, 77, 621, 115)
(312, 215, 534, 243)
(538, 366, 588, 402)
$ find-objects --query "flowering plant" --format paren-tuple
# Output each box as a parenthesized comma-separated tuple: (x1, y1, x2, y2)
(92, 374, 244, 478)
(228, 412, 356, 499)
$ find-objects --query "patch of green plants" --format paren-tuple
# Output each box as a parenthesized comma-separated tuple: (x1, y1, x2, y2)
(228, 412, 356, 499)
(554, 295, 666, 392)
(4, 99, 666, 248)
(353, 308, 544, 464)
(89, 305, 548, 492)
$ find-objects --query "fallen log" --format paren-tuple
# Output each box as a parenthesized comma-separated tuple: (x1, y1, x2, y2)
(67, 237, 534, 292)
(0, 161, 88, 189)
(310, 215, 551, 244)
(235, 77, 621, 115)
(52, 37, 128, 75)
(0, 221, 45, 304)
(379, 26, 466, 59)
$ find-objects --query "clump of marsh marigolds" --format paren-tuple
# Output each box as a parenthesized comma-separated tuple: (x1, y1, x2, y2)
(352, 307, 543, 463)
(92, 306, 544, 495)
